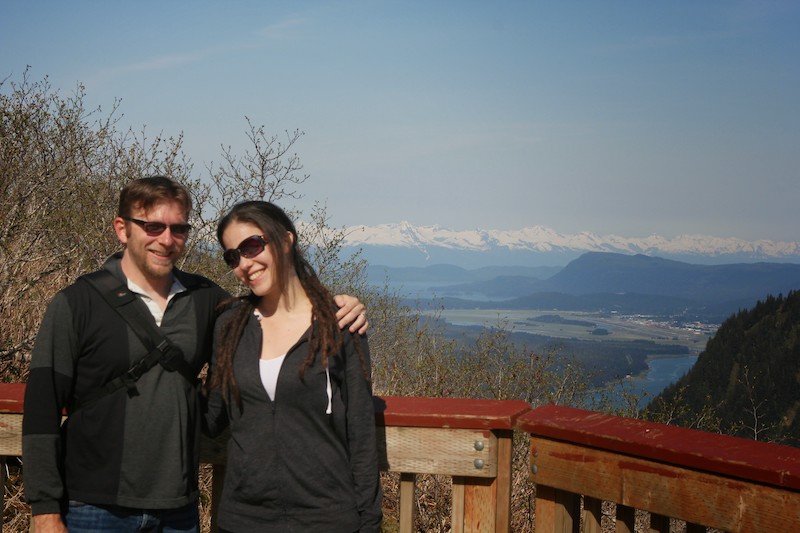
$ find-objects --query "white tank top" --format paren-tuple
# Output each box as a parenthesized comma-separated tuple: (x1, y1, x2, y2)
(259, 355, 286, 401)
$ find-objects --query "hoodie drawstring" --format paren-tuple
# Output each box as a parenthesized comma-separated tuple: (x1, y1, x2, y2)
(325, 366, 333, 414)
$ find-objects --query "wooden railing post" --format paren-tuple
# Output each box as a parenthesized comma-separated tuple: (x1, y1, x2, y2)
(398, 472, 416, 533)
(582, 496, 602, 533)
(532, 484, 580, 533)
(375, 396, 530, 533)
(649, 513, 670, 533)
(494, 429, 514, 531)
(615, 504, 635, 533)
(451, 428, 514, 532)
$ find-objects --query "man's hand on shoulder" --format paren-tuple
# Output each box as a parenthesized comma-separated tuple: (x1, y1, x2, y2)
(334, 294, 369, 335)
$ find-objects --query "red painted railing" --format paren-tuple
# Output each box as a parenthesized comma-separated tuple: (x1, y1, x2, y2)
(518, 404, 800, 532)
(2, 383, 800, 532)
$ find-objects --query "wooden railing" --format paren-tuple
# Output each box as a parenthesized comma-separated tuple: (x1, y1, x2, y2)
(518, 404, 800, 532)
(2, 383, 800, 532)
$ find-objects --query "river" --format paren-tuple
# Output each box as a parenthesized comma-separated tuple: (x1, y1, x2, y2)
(618, 354, 699, 409)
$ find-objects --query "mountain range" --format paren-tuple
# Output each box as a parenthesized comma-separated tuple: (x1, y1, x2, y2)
(342, 222, 800, 268)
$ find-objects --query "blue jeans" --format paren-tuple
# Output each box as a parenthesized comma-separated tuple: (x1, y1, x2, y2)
(64, 500, 199, 533)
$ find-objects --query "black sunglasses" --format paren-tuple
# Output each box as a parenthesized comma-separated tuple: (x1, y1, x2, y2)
(223, 235, 269, 269)
(125, 217, 192, 237)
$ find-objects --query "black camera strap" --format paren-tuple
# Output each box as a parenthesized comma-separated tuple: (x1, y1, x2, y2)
(73, 270, 198, 411)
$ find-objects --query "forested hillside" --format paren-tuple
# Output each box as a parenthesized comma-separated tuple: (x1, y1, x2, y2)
(648, 291, 800, 446)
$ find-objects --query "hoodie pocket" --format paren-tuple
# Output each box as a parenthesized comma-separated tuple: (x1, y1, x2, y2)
(226, 434, 281, 506)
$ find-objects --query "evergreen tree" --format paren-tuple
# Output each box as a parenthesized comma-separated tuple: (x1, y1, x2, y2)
(647, 291, 800, 446)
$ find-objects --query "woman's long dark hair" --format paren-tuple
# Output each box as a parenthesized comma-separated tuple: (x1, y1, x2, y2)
(209, 200, 365, 408)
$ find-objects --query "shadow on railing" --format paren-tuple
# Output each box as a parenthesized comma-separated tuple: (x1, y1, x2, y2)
(2, 383, 799, 532)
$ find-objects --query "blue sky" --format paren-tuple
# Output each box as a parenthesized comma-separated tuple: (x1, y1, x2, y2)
(2, 1, 798, 242)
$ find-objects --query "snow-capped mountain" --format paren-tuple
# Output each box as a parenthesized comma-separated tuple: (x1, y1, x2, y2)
(341, 222, 800, 268)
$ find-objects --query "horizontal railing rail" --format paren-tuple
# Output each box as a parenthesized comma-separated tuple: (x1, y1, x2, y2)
(2, 383, 800, 532)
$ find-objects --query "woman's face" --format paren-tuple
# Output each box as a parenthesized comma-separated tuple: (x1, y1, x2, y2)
(222, 221, 284, 299)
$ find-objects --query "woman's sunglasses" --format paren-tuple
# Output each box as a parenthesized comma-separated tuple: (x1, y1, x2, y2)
(223, 235, 269, 269)
(125, 217, 192, 237)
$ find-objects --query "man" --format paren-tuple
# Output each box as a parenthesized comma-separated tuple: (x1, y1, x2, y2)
(23, 176, 368, 532)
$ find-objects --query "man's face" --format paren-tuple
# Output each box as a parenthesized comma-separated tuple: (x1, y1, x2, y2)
(114, 200, 189, 283)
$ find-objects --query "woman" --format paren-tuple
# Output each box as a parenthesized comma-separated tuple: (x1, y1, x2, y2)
(204, 201, 382, 532)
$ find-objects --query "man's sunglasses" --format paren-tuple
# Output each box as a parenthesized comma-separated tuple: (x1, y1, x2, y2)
(125, 217, 192, 237)
(223, 235, 269, 269)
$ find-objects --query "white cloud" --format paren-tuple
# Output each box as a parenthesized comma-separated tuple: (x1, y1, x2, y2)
(256, 17, 309, 40)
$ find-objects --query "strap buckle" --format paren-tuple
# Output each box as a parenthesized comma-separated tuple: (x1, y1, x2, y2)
(126, 356, 152, 381)
(157, 340, 183, 372)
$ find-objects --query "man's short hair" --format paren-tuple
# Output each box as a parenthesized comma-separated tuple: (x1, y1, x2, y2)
(117, 176, 192, 219)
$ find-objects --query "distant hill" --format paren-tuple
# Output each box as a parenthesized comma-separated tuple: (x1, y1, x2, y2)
(647, 291, 800, 446)
(375, 252, 800, 322)
(535, 253, 800, 302)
